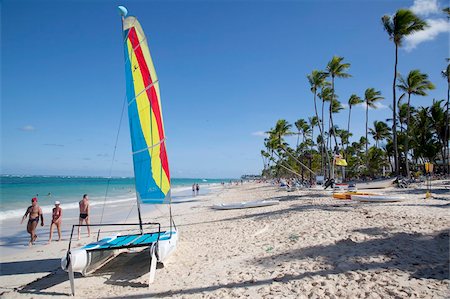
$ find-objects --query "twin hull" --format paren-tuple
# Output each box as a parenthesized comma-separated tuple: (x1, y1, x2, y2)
(61, 231, 178, 275)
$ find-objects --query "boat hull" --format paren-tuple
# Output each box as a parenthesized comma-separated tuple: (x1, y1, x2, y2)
(332, 192, 377, 200)
(212, 200, 279, 210)
(157, 230, 178, 263)
(354, 178, 396, 189)
(61, 230, 178, 274)
(352, 195, 404, 202)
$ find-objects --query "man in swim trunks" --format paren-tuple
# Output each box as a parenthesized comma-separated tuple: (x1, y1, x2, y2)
(78, 194, 90, 240)
(21, 197, 44, 246)
(48, 201, 62, 243)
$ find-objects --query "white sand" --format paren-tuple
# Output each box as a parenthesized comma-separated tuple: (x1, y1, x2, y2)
(1, 182, 449, 298)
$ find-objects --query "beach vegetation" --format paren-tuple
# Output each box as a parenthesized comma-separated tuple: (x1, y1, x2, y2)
(260, 6, 448, 181)
(381, 8, 428, 176)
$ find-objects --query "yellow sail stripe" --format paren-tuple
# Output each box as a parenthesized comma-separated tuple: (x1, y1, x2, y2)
(126, 38, 170, 194)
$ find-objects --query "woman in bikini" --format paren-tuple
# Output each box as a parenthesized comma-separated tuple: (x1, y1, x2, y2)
(48, 201, 62, 243)
(21, 197, 44, 246)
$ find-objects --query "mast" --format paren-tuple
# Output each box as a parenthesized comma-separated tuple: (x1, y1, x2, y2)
(119, 6, 173, 236)
(119, 6, 143, 234)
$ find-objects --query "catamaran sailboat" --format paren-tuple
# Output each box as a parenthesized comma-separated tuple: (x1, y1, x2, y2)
(61, 6, 177, 295)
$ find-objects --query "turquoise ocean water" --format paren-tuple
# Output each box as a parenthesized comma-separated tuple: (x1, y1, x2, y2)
(0, 175, 233, 220)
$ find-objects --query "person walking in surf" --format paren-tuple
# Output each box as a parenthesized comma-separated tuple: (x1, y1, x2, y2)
(48, 201, 62, 243)
(78, 194, 90, 240)
(21, 197, 44, 246)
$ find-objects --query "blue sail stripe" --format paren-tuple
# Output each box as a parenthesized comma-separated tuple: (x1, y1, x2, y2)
(123, 30, 164, 204)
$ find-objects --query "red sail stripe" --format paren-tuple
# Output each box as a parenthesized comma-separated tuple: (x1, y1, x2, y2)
(128, 27, 170, 180)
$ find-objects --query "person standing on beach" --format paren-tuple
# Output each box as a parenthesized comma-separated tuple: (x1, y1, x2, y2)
(78, 194, 90, 240)
(21, 197, 44, 246)
(192, 184, 196, 196)
(196, 183, 200, 195)
(48, 201, 62, 243)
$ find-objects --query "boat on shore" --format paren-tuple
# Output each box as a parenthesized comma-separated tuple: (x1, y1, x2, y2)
(61, 6, 177, 295)
(332, 192, 376, 200)
(352, 194, 405, 202)
(352, 178, 396, 189)
(212, 200, 279, 210)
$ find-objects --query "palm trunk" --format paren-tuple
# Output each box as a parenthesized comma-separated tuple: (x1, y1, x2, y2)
(405, 93, 411, 178)
(321, 98, 326, 176)
(313, 90, 325, 177)
(346, 106, 352, 157)
(446, 80, 449, 174)
(330, 76, 339, 151)
(328, 109, 334, 179)
(365, 102, 369, 170)
(392, 44, 399, 176)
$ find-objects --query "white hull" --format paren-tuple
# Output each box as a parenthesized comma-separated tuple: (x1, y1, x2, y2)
(354, 178, 395, 189)
(352, 195, 404, 202)
(62, 230, 178, 275)
(157, 230, 178, 263)
(212, 200, 279, 210)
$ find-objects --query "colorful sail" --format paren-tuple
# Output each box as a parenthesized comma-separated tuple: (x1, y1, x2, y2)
(122, 16, 170, 204)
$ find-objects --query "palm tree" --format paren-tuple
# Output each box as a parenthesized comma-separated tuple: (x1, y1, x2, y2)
(319, 86, 333, 142)
(325, 56, 351, 152)
(294, 119, 307, 148)
(382, 9, 427, 176)
(307, 70, 327, 174)
(268, 119, 293, 151)
(430, 100, 448, 171)
(318, 84, 332, 176)
(411, 106, 440, 164)
(442, 61, 449, 174)
(330, 98, 343, 150)
(443, 7, 450, 17)
(396, 70, 435, 177)
(369, 121, 391, 148)
(308, 116, 319, 150)
(364, 88, 384, 168)
(347, 94, 363, 154)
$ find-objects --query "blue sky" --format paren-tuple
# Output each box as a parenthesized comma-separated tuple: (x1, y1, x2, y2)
(1, 0, 448, 178)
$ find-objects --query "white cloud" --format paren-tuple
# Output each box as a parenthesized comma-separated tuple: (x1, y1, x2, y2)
(341, 103, 349, 109)
(374, 102, 389, 109)
(404, 18, 450, 51)
(358, 102, 388, 110)
(410, 0, 439, 16)
(20, 125, 35, 131)
(251, 131, 268, 137)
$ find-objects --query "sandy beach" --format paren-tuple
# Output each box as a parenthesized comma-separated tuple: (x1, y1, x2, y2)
(0, 182, 449, 298)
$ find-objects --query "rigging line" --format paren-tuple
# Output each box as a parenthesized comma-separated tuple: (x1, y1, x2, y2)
(279, 145, 316, 176)
(279, 163, 303, 178)
(272, 151, 303, 177)
(127, 80, 159, 107)
(123, 200, 137, 224)
(99, 94, 127, 225)
(132, 138, 166, 155)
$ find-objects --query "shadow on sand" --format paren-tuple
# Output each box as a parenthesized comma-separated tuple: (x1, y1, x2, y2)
(100, 229, 449, 299)
(0, 258, 61, 276)
(1, 258, 78, 296)
(12, 250, 153, 296)
(254, 228, 449, 281)
(94, 248, 153, 288)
